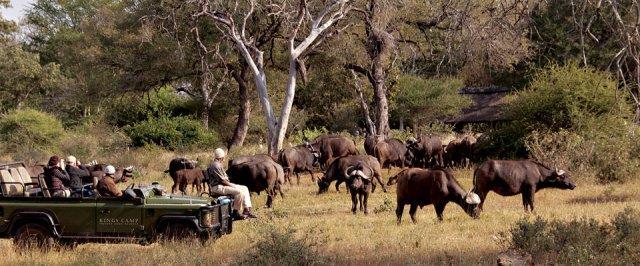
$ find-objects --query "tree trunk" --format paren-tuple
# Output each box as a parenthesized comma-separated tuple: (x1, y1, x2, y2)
(202, 104, 210, 129)
(272, 58, 299, 153)
(351, 70, 376, 135)
(229, 64, 251, 149)
(364, 0, 394, 138)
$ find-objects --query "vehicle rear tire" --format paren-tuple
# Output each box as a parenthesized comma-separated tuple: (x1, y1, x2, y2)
(13, 223, 56, 251)
(161, 223, 196, 242)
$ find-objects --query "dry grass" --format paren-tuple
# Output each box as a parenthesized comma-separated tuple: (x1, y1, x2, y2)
(2, 148, 639, 265)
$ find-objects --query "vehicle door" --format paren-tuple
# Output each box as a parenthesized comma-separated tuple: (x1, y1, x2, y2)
(95, 197, 144, 236)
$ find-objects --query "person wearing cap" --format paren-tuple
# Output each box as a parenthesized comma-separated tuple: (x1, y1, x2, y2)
(44, 155, 71, 197)
(207, 148, 257, 219)
(65, 155, 91, 196)
(96, 165, 122, 197)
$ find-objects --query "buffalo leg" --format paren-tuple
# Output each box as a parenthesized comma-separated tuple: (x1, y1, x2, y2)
(363, 192, 369, 215)
(373, 174, 387, 193)
(171, 183, 178, 194)
(409, 204, 418, 224)
(351, 191, 358, 214)
(522, 186, 535, 212)
(435, 202, 446, 221)
(308, 170, 316, 183)
(359, 193, 364, 212)
(295, 172, 301, 185)
(396, 202, 405, 224)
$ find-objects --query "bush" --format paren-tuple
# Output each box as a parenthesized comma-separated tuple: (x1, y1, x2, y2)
(124, 116, 219, 150)
(0, 108, 65, 161)
(237, 224, 328, 265)
(108, 86, 195, 127)
(482, 63, 637, 170)
(505, 208, 640, 264)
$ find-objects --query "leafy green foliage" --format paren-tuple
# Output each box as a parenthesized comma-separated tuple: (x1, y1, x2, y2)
(0, 108, 65, 160)
(124, 116, 219, 150)
(392, 75, 471, 127)
(482, 63, 632, 158)
(108, 86, 195, 127)
(506, 208, 640, 264)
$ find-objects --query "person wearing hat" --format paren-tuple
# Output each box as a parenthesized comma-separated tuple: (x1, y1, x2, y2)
(65, 155, 91, 196)
(207, 148, 257, 220)
(96, 165, 122, 197)
(44, 155, 71, 197)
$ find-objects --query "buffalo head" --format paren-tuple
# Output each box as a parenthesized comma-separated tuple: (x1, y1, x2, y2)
(544, 168, 576, 190)
(317, 176, 330, 194)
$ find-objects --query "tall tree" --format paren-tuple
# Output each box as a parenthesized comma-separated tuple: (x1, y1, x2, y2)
(189, 0, 352, 155)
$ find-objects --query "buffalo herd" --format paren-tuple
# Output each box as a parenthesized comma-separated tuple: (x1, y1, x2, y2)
(166, 133, 577, 223)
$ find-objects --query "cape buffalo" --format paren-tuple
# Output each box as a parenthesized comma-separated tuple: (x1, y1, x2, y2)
(345, 163, 373, 214)
(364, 134, 380, 156)
(389, 167, 480, 223)
(317, 155, 387, 194)
(444, 135, 477, 168)
(172, 168, 205, 195)
(307, 135, 358, 168)
(278, 145, 319, 184)
(374, 138, 407, 170)
(164, 158, 196, 181)
(471, 160, 576, 216)
(227, 156, 285, 208)
(229, 154, 275, 167)
(405, 135, 444, 167)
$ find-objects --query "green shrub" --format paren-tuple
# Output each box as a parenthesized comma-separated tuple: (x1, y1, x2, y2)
(505, 208, 640, 264)
(108, 86, 195, 127)
(237, 224, 328, 265)
(289, 127, 330, 145)
(0, 108, 65, 161)
(483, 63, 635, 163)
(124, 116, 219, 150)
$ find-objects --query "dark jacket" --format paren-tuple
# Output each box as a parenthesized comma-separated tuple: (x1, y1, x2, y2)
(65, 165, 90, 190)
(44, 165, 70, 191)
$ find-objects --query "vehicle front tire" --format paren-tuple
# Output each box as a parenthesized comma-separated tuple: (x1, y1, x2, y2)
(13, 223, 56, 251)
(161, 223, 197, 243)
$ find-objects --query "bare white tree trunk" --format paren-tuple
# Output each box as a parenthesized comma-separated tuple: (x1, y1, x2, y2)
(194, 0, 351, 155)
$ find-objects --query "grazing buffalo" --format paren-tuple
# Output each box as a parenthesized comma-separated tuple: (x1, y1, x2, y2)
(227, 156, 285, 208)
(374, 138, 407, 170)
(444, 135, 477, 168)
(389, 168, 481, 223)
(345, 163, 373, 214)
(405, 135, 444, 167)
(471, 160, 576, 216)
(278, 145, 319, 184)
(317, 155, 387, 194)
(307, 135, 358, 168)
(172, 168, 206, 195)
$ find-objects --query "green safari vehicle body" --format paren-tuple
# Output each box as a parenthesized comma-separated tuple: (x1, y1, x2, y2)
(0, 163, 233, 247)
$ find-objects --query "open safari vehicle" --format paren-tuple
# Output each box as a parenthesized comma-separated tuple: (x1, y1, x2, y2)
(0, 162, 234, 249)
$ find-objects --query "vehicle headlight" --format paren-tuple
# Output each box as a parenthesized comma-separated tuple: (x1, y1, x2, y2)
(200, 210, 215, 228)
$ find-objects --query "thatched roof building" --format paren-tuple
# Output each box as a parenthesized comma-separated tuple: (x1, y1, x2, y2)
(443, 86, 514, 126)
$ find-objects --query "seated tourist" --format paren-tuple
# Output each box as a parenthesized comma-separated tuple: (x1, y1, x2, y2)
(96, 165, 122, 197)
(65, 155, 92, 197)
(44, 155, 71, 197)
